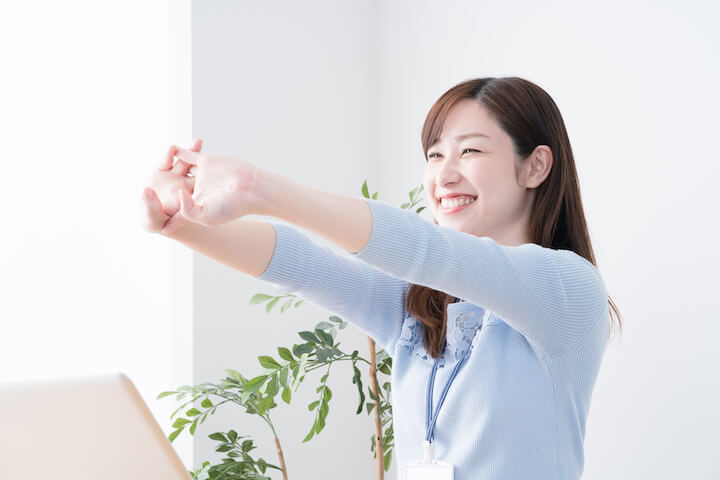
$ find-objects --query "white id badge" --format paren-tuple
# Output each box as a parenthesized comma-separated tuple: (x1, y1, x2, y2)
(403, 459, 454, 480)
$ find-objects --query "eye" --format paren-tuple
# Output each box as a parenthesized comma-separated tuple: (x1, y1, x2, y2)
(427, 149, 481, 161)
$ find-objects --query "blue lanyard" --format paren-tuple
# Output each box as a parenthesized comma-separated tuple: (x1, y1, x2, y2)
(425, 297, 471, 443)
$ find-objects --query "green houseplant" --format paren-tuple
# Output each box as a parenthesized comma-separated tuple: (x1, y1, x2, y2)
(158, 181, 426, 480)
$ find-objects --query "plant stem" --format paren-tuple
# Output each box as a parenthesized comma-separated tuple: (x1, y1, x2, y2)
(367, 337, 384, 480)
(274, 436, 289, 480)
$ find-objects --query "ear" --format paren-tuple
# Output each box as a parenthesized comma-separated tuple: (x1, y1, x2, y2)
(522, 145, 553, 189)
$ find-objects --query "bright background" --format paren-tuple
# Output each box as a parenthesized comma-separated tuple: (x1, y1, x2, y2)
(1, 0, 718, 479)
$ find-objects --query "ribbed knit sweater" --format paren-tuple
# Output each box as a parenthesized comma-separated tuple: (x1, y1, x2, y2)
(257, 198, 610, 480)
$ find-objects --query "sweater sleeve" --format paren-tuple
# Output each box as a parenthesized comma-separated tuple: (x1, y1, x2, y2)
(350, 198, 609, 357)
(255, 220, 409, 356)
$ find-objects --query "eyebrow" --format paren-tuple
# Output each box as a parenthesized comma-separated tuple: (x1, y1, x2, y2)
(454, 132, 491, 141)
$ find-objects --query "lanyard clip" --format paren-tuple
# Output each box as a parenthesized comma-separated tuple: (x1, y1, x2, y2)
(422, 439, 435, 464)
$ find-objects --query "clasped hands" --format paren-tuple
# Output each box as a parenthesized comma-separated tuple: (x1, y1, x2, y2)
(141, 139, 267, 235)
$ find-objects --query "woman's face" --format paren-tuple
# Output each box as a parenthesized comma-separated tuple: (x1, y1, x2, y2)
(422, 98, 548, 246)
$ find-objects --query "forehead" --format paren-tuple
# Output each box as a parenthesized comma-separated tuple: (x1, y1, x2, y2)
(436, 99, 501, 143)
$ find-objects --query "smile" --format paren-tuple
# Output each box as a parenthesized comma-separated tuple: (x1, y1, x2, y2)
(439, 197, 476, 214)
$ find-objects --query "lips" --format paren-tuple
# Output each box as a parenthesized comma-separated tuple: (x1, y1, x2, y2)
(438, 196, 476, 214)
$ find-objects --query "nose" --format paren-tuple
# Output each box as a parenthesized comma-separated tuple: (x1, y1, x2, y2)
(436, 154, 462, 187)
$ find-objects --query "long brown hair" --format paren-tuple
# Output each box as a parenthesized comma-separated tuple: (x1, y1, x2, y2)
(406, 76, 622, 358)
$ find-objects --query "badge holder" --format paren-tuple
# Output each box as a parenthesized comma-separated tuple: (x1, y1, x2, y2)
(403, 440, 454, 480)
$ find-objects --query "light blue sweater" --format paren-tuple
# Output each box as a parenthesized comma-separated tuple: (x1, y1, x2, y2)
(257, 198, 610, 480)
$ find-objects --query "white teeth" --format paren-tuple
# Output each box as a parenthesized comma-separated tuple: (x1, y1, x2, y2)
(440, 196, 475, 209)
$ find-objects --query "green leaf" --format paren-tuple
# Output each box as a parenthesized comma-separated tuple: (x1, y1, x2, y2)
(156, 390, 176, 399)
(186, 408, 201, 417)
(189, 418, 199, 435)
(208, 432, 227, 442)
(258, 355, 281, 370)
(314, 321, 334, 331)
(317, 402, 329, 431)
(227, 429, 238, 443)
(372, 192, 378, 200)
(294, 299, 304, 308)
(361, 180, 369, 198)
(225, 368, 244, 383)
(368, 388, 378, 401)
(266, 374, 280, 397)
(239, 391, 252, 404)
(416, 206, 426, 213)
(278, 367, 289, 388)
(298, 331, 320, 343)
(280, 298, 294, 313)
(168, 428, 182, 442)
(241, 439, 254, 451)
(308, 400, 319, 411)
(316, 348, 330, 363)
(328, 315, 343, 324)
(257, 395, 274, 415)
(315, 329, 334, 346)
(352, 365, 365, 414)
(265, 297, 280, 313)
(258, 458, 267, 474)
(323, 387, 332, 402)
(201, 398, 213, 408)
(277, 347, 294, 362)
(245, 375, 268, 393)
(302, 425, 315, 443)
(293, 343, 314, 356)
(281, 386, 291, 404)
(249, 293, 275, 304)
(400, 202, 409, 209)
(172, 418, 191, 428)
(291, 356, 306, 390)
(366, 402, 376, 414)
(384, 449, 392, 471)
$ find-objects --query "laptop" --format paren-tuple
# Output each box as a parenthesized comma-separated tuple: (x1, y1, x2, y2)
(0, 372, 191, 479)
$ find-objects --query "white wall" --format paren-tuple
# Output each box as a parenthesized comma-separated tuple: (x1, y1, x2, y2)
(0, 0, 186, 468)
(2, 0, 718, 479)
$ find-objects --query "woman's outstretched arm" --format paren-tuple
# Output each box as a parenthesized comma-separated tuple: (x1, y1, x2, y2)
(164, 217, 276, 278)
(162, 215, 409, 356)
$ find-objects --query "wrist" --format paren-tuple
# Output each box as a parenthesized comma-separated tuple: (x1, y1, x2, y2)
(253, 167, 294, 218)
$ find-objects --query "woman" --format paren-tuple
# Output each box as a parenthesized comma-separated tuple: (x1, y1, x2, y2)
(141, 76, 621, 480)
